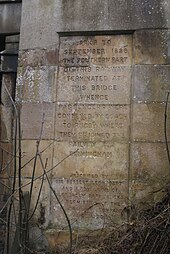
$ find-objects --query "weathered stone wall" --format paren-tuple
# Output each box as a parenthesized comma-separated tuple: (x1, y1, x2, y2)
(17, 0, 170, 250)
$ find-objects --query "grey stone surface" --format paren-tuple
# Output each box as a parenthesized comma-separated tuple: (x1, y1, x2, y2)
(133, 103, 170, 142)
(16, 66, 57, 103)
(0, 2, 21, 34)
(55, 103, 130, 142)
(51, 177, 128, 229)
(132, 142, 170, 182)
(134, 65, 170, 102)
(29, 226, 49, 252)
(18, 47, 59, 67)
(134, 29, 170, 64)
(20, 0, 170, 50)
(58, 35, 132, 104)
(20, 102, 55, 139)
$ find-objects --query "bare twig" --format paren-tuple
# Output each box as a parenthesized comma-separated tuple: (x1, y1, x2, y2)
(164, 91, 170, 166)
(21, 142, 53, 170)
(27, 158, 48, 221)
(38, 151, 73, 254)
(0, 150, 78, 216)
(4, 84, 19, 254)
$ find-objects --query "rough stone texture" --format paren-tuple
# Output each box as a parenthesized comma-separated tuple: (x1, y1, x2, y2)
(20, 0, 169, 50)
(55, 103, 130, 142)
(131, 181, 165, 210)
(132, 142, 170, 182)
(52, 142, 129, 179)
(134, 29, 170, 64)
(29, 226, 49, 251)
(51, 140, 129, 227)
(20, 102, 55, 139)
(58, 35, 132, 104)
(50, 34, 132, 229)
(16, 66, 57, 103)
(18, 178, 51, 228)
(133, 103, 170, 142)
(51, 179, 128, 229)
(21, 140, 53, 177)
(0, 2, 21, 34)
(134, 65, 170, 102)
(18, 47, 59, 67)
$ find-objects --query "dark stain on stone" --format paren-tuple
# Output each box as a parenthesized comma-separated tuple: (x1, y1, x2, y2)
(46, 48, 59, 65)
(134, 30, 168, 64)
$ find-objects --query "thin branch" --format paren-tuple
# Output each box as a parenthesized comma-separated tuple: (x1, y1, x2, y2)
(38, 151, 73, 254)
(21, 142, 53, 170)
(164, 91, 170, 166)
(0, 144, 20, 158)
(4, 84, 19, 254)
(27, 158, 48, 221)
(0, 181, 10, 189)
(0, 150, 78, 216)
(28, 113, 45, 213)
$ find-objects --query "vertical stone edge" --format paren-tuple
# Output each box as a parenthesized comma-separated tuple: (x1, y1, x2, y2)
(131, 28, 170, 214)
(128, 31, 135, 221)
(50, 33, 60, 228)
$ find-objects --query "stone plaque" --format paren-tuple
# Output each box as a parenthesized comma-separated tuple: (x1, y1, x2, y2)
(55, 103, 130, 142)
(54, 35, 132, 229)
(58, 35, 132, 104)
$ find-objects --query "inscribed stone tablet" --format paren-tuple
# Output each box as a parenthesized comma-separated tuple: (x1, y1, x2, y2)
(58, 35, 132, 104)
(55, 103, 130, 142)
(53, 35, 132, 228)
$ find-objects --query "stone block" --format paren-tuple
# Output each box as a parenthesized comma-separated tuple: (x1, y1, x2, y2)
(17, 178, 51, 228)
(21, 140, 53, 178)
(132, 142, 170, 182)
(133, 103, 170, 142)
(20, 0, 60, 50)
(52, 141, 129, 180)
(58, 35, 132, 104)
(130, 181, 165, 210)
(134, 30, 170, 64)
(55, 103, 130, 142)
(50, 139, 130, 229)
(20, 102, 55, 139)
(51, 178, 128, 229)
(134, 65, 170, 102)
(16, 66, 57, 103)
(19, 47, 59, 67)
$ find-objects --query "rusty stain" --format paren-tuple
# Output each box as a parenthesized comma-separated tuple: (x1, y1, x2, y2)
(46, 49, 59, 65)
